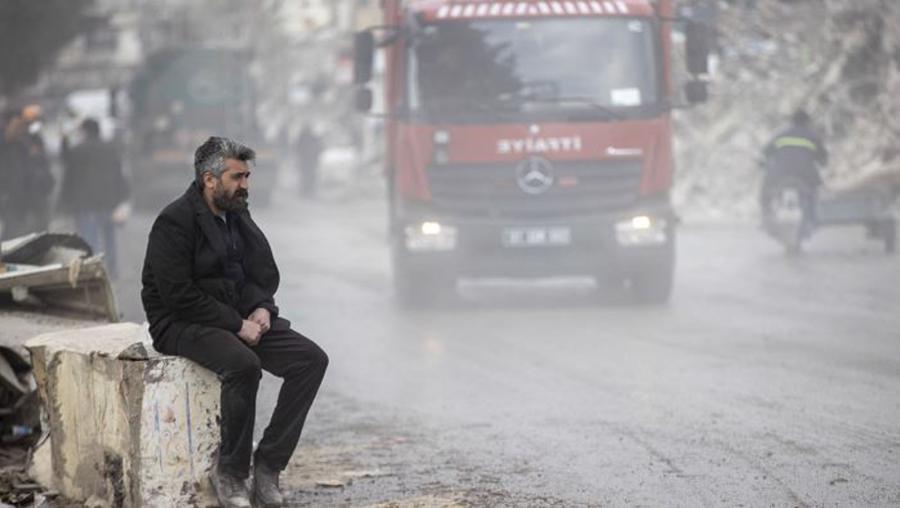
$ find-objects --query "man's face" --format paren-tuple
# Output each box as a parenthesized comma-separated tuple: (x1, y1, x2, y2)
(207, 159, 250, 212)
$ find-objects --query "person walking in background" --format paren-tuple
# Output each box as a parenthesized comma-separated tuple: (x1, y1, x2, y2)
(0, 106, 53, 240)
(20, 105, 53, 233)
(296, 124, 323, 197)
(59, 118, 130, 278)
(0, 110, 25, 240)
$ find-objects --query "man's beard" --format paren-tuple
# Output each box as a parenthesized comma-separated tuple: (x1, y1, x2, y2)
(212, 182, 248, 212)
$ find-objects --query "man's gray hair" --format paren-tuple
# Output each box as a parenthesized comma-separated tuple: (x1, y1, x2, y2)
(193, 136, 256, 184)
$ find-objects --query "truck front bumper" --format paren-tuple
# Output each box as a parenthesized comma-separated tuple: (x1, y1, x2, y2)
(394, 203, 676, 279)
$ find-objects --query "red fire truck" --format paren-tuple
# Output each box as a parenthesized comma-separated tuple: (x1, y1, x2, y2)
(354, 0, 710, 305)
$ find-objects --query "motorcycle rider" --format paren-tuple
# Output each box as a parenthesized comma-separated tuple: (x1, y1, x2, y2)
(760, 109, 828, 233)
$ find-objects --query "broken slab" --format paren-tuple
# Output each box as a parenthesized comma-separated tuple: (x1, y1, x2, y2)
(0, 309, 107, 360)
(26, 323, 220, 507)
(0, 233, 118, 321)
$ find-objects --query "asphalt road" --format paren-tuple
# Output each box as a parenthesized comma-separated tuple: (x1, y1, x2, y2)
(116, 181, 900, 507)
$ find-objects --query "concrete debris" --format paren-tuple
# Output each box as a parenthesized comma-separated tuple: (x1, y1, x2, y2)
(0, 308, 109, 502)
(0, 467, 45, 507)
(0, 345, 39, 450)
(0, 346, 30, 399)
(0, 233, 118, 321)
(116, 341, 150, 361)
(26, 323, 222, 507)
(0, 233, 119, 507)
(26, 435, 54, 494)
(12, 482, 42, 492)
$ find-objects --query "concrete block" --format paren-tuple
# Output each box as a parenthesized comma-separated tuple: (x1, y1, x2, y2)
(26, 323, 221, 507)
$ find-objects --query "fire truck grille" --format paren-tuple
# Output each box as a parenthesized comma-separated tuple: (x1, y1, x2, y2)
(426, 160, 643, 219)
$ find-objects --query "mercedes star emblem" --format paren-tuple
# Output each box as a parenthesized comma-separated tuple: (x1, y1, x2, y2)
(515, 157, 555, 195)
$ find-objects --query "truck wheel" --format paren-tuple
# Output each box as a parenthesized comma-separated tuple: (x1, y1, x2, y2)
(630, 237, 675, 305)
(393, 255, 456, 308)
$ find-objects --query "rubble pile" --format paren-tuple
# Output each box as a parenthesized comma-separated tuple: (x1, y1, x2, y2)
(674, 0, 900, 220)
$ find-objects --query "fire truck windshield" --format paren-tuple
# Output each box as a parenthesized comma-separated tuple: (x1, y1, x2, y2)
(407, 17, 660, 121)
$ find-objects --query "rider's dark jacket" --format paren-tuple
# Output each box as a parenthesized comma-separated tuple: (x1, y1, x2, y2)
(763, 125, 828, 187)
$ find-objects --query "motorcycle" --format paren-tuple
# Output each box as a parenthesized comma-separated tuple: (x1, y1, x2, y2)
(760, 175, 815, 254)
(760, 170, 897, 255)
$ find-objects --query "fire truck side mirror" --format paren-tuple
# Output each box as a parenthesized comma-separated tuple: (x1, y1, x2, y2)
(684, 80, 708, 104)
(684, 21, 710, 76)
(355, 87, 373, 112)
(354, 31, 376, 85)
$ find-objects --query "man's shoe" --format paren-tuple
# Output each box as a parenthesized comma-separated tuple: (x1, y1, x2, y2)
(210, 466, 251, 508)
(252, 461, 284, 508)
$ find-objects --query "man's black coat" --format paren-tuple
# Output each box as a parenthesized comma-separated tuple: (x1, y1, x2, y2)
(141, 182, 280, 351)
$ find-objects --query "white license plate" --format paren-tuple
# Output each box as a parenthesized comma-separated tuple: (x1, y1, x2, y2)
(502, 226, 571, 247)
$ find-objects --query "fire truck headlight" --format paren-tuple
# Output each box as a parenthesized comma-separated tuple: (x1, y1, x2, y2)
(404, 222, 457, 251)
(433, 130, 450, 164)
(615, 215, 667, 246)
(433, 130, 450, 144)
(421, 221, 442, 235)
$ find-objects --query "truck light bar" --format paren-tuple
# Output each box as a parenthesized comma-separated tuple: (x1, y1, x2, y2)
(428, 0, 651, 20)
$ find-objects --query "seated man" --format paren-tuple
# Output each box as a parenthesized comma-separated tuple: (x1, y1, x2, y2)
(141, 136, 328, 508)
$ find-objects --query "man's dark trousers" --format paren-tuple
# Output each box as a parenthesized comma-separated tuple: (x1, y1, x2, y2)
(161, 319, 328, 478)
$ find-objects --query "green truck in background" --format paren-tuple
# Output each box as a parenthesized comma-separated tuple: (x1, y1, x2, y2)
(128, 47, 276, 210)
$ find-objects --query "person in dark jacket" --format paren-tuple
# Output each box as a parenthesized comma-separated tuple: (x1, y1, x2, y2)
(761, 109, 829, 228)
(0, 107, 53, 240)
(141, 137, 328, 508)
(0, 110, 26, 240)
(60, 118, 129, 277)
(21, 105, 53, 233)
